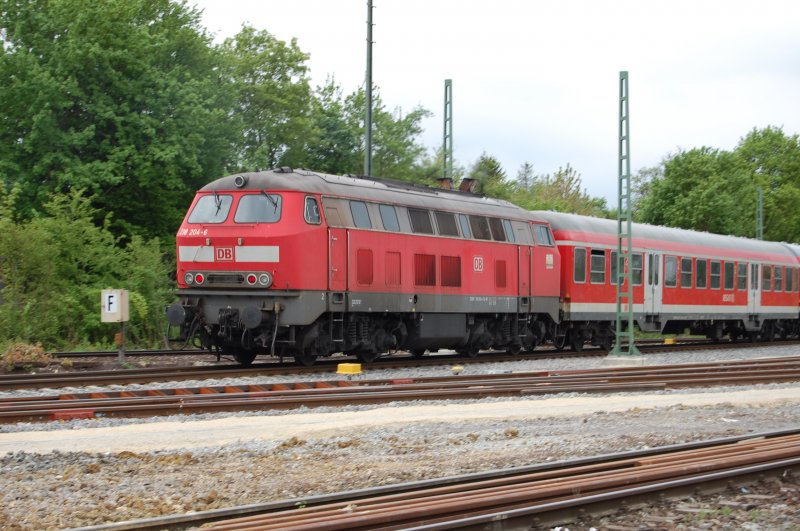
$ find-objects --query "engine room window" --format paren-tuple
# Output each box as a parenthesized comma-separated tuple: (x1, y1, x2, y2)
(696, 259, 707, 289)
(234, 193, 282, 223)
(458, 214, 472, 239)
(533, 224, 554, 246)
(590, 250, 605, 284)
(488, 217, 506, 241)
(188, 194, 233, 224)
(304, 197, 321, 224)
(665, 256, 677, 287)
(408, 208, 434, 234)
(724, 262, 734, 290)
(710, 261, 721, 289)
(680, 258, 692, 288)
(574, 248, 587, 283)
(468, 215, 491, 240)
(379, 204, 400, 232)
(502, 220, 516, 243)
(434, 211, 460, 237)
(349, 201, 371, 229)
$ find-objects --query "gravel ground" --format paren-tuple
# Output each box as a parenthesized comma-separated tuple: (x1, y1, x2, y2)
(1, 345, 799, 530)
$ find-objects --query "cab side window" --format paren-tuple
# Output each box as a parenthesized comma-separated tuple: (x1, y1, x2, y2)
(304, 197, 321, 224)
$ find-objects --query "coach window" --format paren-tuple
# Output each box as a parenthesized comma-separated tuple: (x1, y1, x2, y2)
(631, 253, 643, 285)
(665, 256, 678, 287)
(434, 211, 460, 237)
(234, 193, 282, 223)
(458, 214, 472, 239)
(379, 204, 400, 232)
(408, 208, 434, 234)
(304, 197, 321, 224)
(788, 268, 795, 292)
(762, 265, 772, 291)
(738, 263, 748, 290)
(695, 259, 707, 289)
(469, 215, 492, 240)
(349, 201, 372, 229)
(724, 262, 734, 290)
(680, 258, 692, 288)
(574, 248, 587, 283)
(188, 194, 233, 224)
(502, 220, 516, 242)
(775, 266, 783, 291)
(488, 217, 507, 241)
(710, 261, 721, 289)
(751, 264, 759, 290)
(590, 250, 606, 284)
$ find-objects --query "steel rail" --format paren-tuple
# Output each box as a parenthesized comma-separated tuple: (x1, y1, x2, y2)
(65, 428, 800, 531)
(4, 356, 800, 424)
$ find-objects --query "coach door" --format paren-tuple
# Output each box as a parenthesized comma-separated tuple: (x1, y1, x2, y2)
(749, 263, 761, 315)
(328, 228, 348, 291)
(644, 252, 662, 315)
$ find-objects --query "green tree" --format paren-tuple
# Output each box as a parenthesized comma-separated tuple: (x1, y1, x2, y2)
(467, 152, 512, 199)
(512, 163, 609, 216)
(637, 147, 754, 236)
(302, 79, 363, 175)
(0, 0, 236, 238)
(221, 25, 313, 172)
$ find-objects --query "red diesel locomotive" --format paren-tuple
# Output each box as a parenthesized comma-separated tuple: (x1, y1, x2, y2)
(166, 168, 800, 365)
(166, 168, 562, 365)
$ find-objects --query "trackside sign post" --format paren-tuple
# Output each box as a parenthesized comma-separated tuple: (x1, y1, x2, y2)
(101, 289, 130, 363)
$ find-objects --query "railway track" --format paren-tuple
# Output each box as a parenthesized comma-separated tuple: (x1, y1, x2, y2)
(6, 339, 800, 391)
(69, 428, 800, 531)
(4, 355, 800, 424)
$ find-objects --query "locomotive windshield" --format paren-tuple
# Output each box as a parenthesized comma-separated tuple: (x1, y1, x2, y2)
(187, 194, 233, 224)
(234, 193, 282, 223)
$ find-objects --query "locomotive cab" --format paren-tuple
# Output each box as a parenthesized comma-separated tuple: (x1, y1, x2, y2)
(167, 170, 329, 365)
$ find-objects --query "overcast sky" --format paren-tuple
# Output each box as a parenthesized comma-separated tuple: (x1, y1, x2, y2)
(191, 0, 800, 204)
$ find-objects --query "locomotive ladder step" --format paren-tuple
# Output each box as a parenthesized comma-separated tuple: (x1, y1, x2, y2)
(331, 312, 345, 344)
(516, 313, 527, 338)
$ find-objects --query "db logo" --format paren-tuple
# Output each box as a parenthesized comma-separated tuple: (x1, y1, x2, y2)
(473, 256, 484, 272)
(215, 247, 234, 261)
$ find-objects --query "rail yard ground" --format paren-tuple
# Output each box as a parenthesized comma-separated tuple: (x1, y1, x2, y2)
(1, 346, 800, 529)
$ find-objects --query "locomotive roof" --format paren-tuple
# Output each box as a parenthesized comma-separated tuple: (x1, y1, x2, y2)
(200, 168, 545, 222)
(533, 210, 798, 258)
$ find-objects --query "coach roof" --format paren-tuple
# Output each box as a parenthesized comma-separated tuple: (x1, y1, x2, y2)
(201, 168, 546, 222)
(534, 210, 797, 259)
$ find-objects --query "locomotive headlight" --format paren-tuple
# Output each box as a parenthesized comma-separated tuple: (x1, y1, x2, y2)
(184, 272, 194, 285)
(258, 273, 273, 287)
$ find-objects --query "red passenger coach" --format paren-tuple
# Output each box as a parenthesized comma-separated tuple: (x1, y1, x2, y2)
(167, 169, 562, 365)
(534, 211, 800, 347)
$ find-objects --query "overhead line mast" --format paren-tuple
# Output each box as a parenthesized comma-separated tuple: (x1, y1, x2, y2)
(364, 0, 374, 177)
(442, 79, 453, 183)
(612, 71, 641, 356)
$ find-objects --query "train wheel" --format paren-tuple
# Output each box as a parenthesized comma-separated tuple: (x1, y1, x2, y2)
(570, 334, 584, 352)
(410, 349, 427, 358)
(355, 351, 380, 363)
(507, 343, 522, 356)
(597, 335, 613, 351)
(552, 327, 567, 351)
(232, 349, 257, 366)
(294, 348, 318, 367)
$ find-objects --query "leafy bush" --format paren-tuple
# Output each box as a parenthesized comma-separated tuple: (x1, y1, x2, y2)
(0, 187, 175, 349)
(1, 343, 51, 372)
